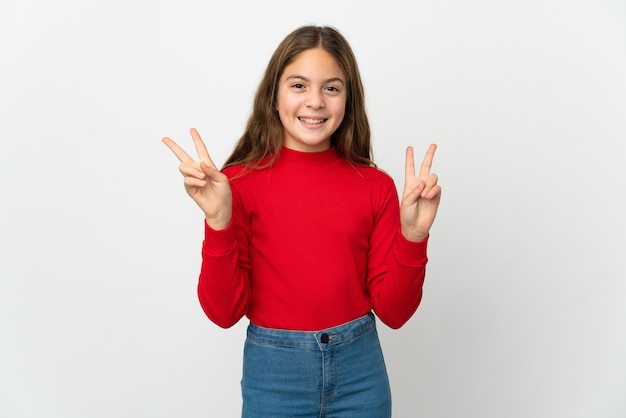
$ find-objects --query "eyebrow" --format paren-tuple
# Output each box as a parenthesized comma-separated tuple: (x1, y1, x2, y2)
(284, 74, 345, 85)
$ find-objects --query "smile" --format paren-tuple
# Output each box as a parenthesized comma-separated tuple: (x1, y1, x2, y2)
(298, 117, 327, 125)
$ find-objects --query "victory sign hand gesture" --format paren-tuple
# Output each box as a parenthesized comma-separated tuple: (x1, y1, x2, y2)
(400, 144, 441, 242)
(162, 128, 232, 230)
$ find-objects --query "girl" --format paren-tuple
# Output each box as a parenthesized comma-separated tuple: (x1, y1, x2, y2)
(163, 25, 440, 418)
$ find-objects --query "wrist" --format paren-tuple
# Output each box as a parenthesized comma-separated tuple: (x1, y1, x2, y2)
(401, 227, 428, 242)
(205, 211, 231, 231)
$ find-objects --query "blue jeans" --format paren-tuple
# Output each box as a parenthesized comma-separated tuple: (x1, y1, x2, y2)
(241, 313, 391, 417)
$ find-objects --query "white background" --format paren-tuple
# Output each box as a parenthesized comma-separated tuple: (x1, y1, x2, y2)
(1, 1, 625, 417)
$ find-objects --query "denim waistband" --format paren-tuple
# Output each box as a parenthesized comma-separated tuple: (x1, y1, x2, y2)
(246, 312, 376, 349)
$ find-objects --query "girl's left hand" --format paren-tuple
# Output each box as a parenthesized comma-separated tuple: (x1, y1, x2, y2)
(400, 144, 441, 242)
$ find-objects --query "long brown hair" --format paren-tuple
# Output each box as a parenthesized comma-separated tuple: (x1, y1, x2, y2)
(223, 25, 373, 169)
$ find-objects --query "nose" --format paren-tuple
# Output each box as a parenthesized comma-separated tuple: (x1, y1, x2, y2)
(305, 90, 325, 109)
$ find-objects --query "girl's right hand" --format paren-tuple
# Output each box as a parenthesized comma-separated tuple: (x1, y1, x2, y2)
(162, 128, 232, 230)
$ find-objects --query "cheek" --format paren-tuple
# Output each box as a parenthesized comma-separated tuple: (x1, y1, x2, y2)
(334, 101, 347, 123)
(275, 86, 289, 111)
(276, 94, 298, 115)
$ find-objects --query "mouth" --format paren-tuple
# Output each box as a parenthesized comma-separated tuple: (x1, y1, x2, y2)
(298, 117, 327, 125)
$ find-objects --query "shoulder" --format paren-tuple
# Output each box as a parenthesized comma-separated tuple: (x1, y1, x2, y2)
(340, 164, 399, 205)
(222, 164, 247, 180)
(222, 153, 277, 181)
(222, 164, 268, 183)
(351, 164, 396, 186)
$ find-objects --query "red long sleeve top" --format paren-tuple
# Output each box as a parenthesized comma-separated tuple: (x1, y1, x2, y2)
(198, 147, 428, 331)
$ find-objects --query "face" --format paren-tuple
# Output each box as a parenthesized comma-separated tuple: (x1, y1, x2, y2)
(276, 47, 347, 152)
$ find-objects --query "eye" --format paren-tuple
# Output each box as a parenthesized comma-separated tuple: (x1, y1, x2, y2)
(291, 83, 305, 89)
(324, 86, 341, 94)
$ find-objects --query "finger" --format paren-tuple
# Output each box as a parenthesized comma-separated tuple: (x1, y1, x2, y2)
(190, 128, 216, 168)
(421, 184, 442, 201)
(421, 173, 439, 197)
(200, 161, 228, 183)
(426, 184, 442, 200)
(405, 146, 416, 184)
(183, 177, 208, 188)
(418, 144, 437, 180)
(402, 180, 425, 206)
(179, 162, 207, 180)
(162, 137, 195, 164)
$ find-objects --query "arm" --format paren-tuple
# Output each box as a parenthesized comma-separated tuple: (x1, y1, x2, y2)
(163, 128, 250, 328)
(197, 189, 252, 328)
(367, 145, 441, 328)
(366, 180, 429, 329)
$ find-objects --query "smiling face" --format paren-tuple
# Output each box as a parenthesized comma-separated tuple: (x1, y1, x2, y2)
(276, 47, 347, 152)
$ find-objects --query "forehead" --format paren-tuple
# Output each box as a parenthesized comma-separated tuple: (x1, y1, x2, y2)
(282, 47, 345, 80)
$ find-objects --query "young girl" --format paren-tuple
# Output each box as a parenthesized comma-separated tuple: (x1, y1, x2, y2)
(163, 25, 440, 418)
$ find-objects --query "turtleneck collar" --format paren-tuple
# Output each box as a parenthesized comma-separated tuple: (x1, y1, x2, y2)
(275, 146, 343, 170)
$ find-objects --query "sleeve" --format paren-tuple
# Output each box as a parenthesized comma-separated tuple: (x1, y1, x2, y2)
(197, 186, 252, 328)
(366, 176, 429, 329)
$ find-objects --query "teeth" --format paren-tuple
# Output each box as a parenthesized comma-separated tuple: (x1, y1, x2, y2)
(299, 117, 325, 124)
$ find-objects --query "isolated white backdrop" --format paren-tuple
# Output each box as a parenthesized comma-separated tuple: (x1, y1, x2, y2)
(1, 1, 625, 417)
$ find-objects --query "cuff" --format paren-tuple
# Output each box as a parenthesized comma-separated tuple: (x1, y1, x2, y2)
(202, 219, 236, 256)
(394, 230, 429, 266)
